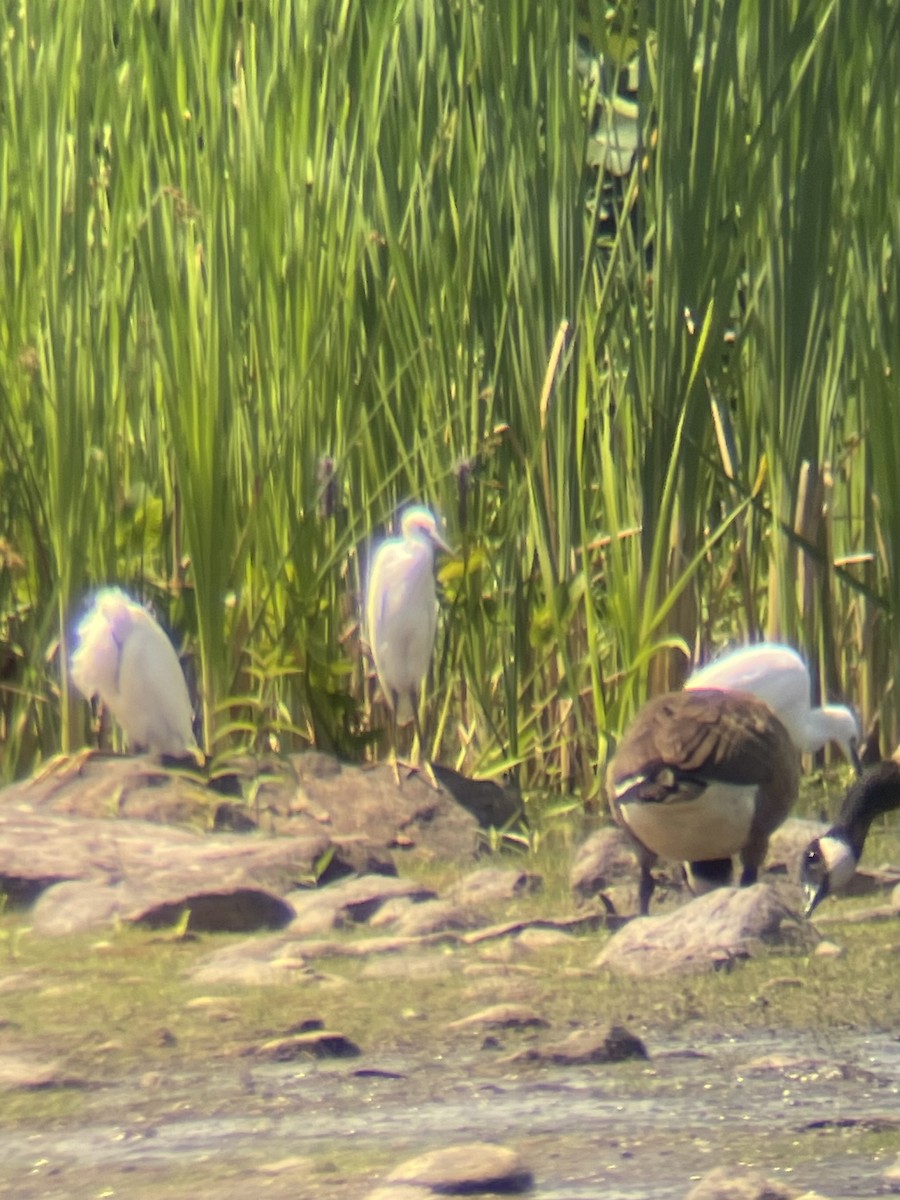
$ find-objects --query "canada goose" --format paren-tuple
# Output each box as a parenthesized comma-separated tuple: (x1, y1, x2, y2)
(685, 643, 861, 773)
(607, 688, 800, 914)
(801, 759, 900, 916)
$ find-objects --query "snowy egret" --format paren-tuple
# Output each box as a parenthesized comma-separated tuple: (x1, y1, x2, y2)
(606, 688, 800, 914)
(685, 643, 861, 772)
(801, 759, 900, 915)
(71, 587, 203, 762)
(366, 506, 451, 785)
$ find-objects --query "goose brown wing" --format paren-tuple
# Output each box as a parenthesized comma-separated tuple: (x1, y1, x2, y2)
(609, 689, 794, 789)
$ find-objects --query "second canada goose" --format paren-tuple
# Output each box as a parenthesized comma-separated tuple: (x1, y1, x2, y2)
(801, 759, 900, 916)
(685, 643, 861, 773)
(607, 688, 800, 914)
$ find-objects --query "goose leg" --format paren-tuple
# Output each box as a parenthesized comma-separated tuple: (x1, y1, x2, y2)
(637, 847, 658, 916)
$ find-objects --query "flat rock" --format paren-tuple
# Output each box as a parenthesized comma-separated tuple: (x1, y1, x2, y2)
(384, 1141, 533, 1193)
(187, 934, 320, 987)
(31, 877, 294, 936)
(0, 752, 488, 934)
(685, 1165, 828, 1199)
(883, 1151, 900, 1192)
(252, 1031, 361, 1061)
(366, 1189, 434, 1200)
(447, 1004, 549, 1031)
(373, 898, 486, 937)
(451, 866, 542, 906)
(0, 1053, 89, 1091)
(2, 750, 480, 875)
(284, 874, 437, 933)
(738, 1054, 880, 1085)
(511, 1023, 647, 1066)
(594, 885, 818, 977)
(570, 826, 638, 899)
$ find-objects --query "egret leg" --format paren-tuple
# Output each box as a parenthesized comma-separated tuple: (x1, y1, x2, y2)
(410, 691, 441, 792)
(387, 691, 402, 787)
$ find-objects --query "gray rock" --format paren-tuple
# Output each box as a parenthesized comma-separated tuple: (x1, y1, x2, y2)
(884, 1151, 900, 1192)
(32, 877, 294, 935)
(0, 1053, 89, 1091)
(284, 874, 437, 933)
(511, 1023, 647, 1066)
(569, 826, 637, 899)
(446, 1004, 549, 1032)
(451, 866, 542, 906)
(252, 1031, 361, 1061)
(381, 898, 485, 937)
(685, 1165, 826, 1199)
(384, 1141, 533, 1193)
(285, 753, 481, 861)
(186, 934, 319, 987)
(594, 885, 818, 976)
(359, 953, 460, 981)
(366, 1189, 434, 1200)
(0, 752, 487, 934)
(2, 750, 481, 875)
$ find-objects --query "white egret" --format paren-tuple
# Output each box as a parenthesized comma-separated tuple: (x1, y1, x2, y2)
(685, 642, 861, 772)
(607, 689, 800, 914)
(71, 587, 203, 762)
(801, 760, 900, 915)
(366, 506, 451, 785)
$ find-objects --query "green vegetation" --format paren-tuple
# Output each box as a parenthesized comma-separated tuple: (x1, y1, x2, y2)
(1, 1, 897, 796)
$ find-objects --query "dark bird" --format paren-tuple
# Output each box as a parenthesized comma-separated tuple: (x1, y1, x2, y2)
(606, 689, 800, 914)
(801, 759, 900, 916)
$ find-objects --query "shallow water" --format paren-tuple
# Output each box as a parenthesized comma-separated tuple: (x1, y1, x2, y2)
(4, 1029, 898, 1198)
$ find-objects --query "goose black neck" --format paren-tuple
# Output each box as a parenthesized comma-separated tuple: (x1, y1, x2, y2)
(832, 761, 900, 857)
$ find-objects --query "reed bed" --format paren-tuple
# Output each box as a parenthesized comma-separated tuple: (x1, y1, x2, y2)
(1, 0, 897, 804)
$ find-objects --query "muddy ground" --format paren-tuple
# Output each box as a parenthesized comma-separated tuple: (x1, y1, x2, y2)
(1, 856, 898, 1200)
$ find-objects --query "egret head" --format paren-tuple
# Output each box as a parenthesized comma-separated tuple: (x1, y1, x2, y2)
(400, 506, 452, 556)
(70, 588, 138, 701)
(801, 703, 861, 773)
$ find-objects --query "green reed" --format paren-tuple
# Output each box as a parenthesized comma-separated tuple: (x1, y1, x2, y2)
(0, 0, 897, 795)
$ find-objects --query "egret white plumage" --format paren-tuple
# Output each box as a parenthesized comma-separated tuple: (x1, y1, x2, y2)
(685, 642, 861, 772)
(71, 587, 203, 762)
(366, 506, 451, 785)
(801, 760, 900, 915)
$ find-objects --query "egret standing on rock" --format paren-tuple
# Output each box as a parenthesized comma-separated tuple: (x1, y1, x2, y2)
(366, 506, 451, 785)
(685, 642, 861, 773)
(71, 587, 203, 763)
